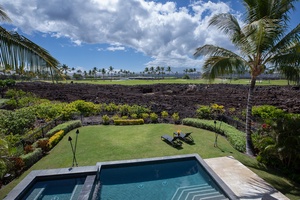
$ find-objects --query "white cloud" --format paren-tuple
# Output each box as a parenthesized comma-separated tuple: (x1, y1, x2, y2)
(107, 46, 126, 51)
(1, 0, 240, 69)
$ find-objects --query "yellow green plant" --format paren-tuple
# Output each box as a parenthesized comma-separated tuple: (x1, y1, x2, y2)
(48, 130, 64, 149)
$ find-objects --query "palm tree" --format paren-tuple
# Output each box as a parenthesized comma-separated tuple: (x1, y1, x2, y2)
(92, 67, 98, 80)
(161, 67, 165, 79)
(101, 68, 106, 80)
(59, 64, 70, 82)
(108, 66, 114, 81)
(194, 0, 300, 156)
(155, 66, 161, 79)
(150, 66, 155, 79)
(144, 67, 149, 76)
(166, 66, 172, 76)
(0, 6, 60, 81)
(60, 64, 70, 75)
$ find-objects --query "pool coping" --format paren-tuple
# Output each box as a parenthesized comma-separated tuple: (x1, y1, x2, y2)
(3, 166, 98, 200)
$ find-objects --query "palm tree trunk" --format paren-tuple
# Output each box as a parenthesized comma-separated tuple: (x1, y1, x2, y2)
(245, 77, 256, 156)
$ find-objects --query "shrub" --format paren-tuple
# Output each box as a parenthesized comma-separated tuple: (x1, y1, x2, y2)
(254, 113, 300, 174)
(34, 102, 62, 122)
(102, 115, 110, 125)
(252, 105, 285, 122)
(60, 103, 78, 120)
(105, 103, 118, 113)
(172, 112, 180, 123)
(9, 157, 24, 175)
(24, 145, 34, 154)
(118, 104, 131, 116)
(114, 119, 144, 125)
(48, 130, 64, 149)
(129, 105, 151, 118)
(183, 118, 246, 152)
(0, 107, 36, 135)
(211, 103, 225, 115)
(196, 105, 212, 119)
(112, 114, 120, 121)
(36, 138, 50, 153)
(130, 113, 138, 119)
(45, 120, 81, 138)
(141, 113, 149, 120)
(70, 100, 96, 116)
(150, 113, 158, 123)
(182, 74, 190, 79)
(20, 148, 43, 169)
(161, 111, 169, 119)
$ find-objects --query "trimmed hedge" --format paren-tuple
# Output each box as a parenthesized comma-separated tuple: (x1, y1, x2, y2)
(45, 120, 82, 138)
(114, 119, 144, 125)
(48, 130, 64, 149)
(20, 148, 43, 169)
(182, 118, 246, 152)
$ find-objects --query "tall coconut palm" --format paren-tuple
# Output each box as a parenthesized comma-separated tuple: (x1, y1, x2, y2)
(0, 6, 60, 81)
(166, 66, 172, 75)
(101, 68, 106, 80)
(108, 66, 114, 81)
(194, 0, 300, 156)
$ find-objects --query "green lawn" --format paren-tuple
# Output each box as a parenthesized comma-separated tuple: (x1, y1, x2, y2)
(57, 78, 290, 86)
(1, 124, 299, 199)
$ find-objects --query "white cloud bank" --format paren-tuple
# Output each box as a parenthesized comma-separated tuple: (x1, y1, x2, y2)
(1, 0, 240, 69)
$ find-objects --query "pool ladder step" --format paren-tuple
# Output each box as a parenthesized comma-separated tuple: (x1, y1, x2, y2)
(171, 184, 229, 200)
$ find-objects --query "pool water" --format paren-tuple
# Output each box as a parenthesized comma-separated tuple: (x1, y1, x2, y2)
(98, 158, 229, 200)
(22, 177, 85, 200)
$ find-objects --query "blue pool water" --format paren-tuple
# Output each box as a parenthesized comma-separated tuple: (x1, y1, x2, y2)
(22, 177, 85, 200)
(98, 158, 229, 200)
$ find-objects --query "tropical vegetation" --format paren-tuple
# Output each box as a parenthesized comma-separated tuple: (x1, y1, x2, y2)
(194, 0, 300, 156)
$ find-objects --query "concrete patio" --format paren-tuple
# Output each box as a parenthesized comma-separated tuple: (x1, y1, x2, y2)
(205, 156, 289, 200)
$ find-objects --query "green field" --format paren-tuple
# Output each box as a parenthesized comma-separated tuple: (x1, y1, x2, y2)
(1, 124, 299, 199)
(58, 78, 290, 86)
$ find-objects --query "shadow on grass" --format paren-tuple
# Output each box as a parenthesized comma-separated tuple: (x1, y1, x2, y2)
(242, 160, 300, 199)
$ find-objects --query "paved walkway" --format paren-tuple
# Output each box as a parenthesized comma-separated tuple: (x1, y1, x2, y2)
(205, 156, 289, 200)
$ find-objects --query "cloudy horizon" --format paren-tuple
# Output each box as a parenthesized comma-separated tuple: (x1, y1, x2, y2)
(1, 0, 299, 72)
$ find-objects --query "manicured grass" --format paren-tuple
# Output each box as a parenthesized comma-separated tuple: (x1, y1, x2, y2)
(57, 78, 290, 86)
(1, 124, 299, 199)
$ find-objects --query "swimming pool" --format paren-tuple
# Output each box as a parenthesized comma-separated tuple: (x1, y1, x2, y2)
(4, 166, 98, 200)
(5, 154, 237, 200)
(22, 176, 85, 200)
(95, 154, 237, 200)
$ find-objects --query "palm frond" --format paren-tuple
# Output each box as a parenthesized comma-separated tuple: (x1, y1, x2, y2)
(202, 56, 247, 80)
(0, 26, 60, 74)
(0, 5, 11, 22)
(194, 44, 238, 58)
(243, 0, 295, 24)
(208, 13, 248, 49)
(269, 24, 300, 55)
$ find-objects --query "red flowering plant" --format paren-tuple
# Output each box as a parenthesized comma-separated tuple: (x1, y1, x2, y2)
(261, 123, 271, 131)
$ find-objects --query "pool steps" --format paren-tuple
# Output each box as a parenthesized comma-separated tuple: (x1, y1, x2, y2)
(171, 183, 229, 200)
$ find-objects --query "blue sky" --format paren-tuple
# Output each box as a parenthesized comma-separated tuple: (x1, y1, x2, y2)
(1, 0, 299, 73)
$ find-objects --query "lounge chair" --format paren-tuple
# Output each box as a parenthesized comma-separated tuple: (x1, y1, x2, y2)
(174, 132, 194, 143)
(161, 134, 182, 147)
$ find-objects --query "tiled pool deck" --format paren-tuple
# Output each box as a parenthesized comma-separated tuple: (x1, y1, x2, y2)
(4, 154, 289, 200)
(205, 156, 289, 200)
